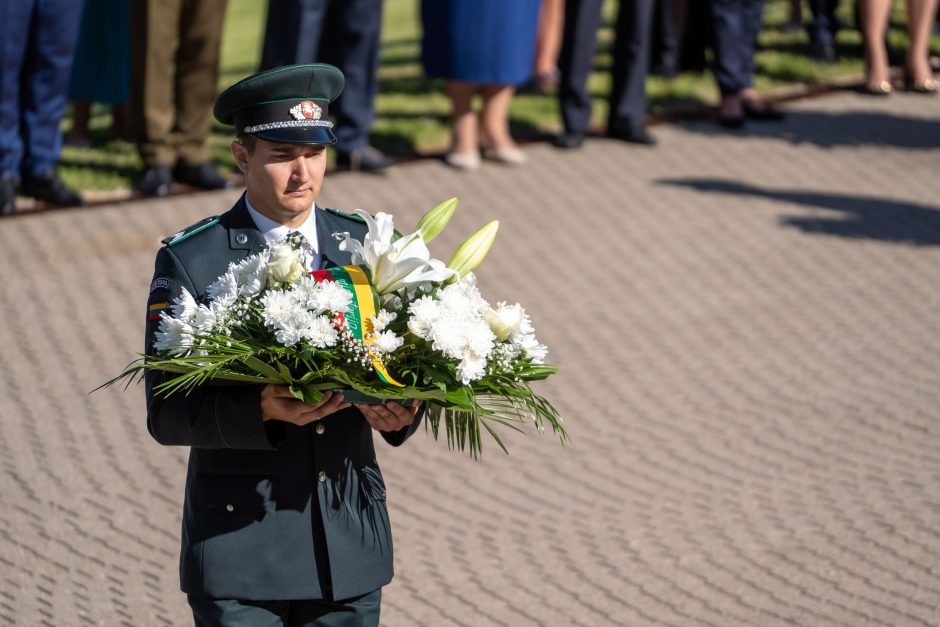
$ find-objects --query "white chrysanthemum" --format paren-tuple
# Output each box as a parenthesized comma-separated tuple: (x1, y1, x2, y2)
(515, 333, 547, 364)
(207, 269, 239, 309)
(372, 330, 403, 354)
(304, 315, 339, 348)
(456, 353, 487, 384)
(233, 253, 268, 299)
(270, 310, 317, 347)
(154, 315, 195, 357)
(261, 290, 297, 327)
(290, 276, 325, 313)
(371, 310, 396, 332)
(314, 280, 353, 313)
(437, 274, 488, 316)
(191, 303, 217, 335)
(170, 289, 198, 322)
(407, 295, 440, 339)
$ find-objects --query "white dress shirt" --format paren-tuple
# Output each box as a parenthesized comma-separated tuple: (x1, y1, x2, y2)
(245, 195, 321, 270)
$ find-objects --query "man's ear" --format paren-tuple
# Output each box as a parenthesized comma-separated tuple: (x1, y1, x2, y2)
(231, 141, 249, 174)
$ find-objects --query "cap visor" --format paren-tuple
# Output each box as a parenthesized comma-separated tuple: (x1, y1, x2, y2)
(252, 126, 337, 145)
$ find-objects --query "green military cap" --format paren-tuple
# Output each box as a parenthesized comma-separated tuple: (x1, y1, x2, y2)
(213, 64, 345, 145)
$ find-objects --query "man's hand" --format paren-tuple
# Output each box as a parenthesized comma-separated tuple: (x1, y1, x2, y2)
(356, 401, 422, 433)
(260, 385, 350, 426)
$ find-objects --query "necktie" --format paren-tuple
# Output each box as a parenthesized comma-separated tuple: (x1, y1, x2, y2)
(286, 231, 312, 269)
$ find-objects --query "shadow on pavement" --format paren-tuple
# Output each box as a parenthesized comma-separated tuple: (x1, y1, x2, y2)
(680, 109, 940, 150)
(658, 178, 940, 247)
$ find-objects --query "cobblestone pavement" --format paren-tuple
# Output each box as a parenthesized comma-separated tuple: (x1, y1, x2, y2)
(1, 91, 939, 626)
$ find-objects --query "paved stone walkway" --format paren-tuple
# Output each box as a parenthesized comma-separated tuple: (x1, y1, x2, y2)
(1, 91, 939, 626)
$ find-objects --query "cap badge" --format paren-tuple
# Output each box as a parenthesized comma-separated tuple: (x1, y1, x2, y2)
(290, 101, 321, 121)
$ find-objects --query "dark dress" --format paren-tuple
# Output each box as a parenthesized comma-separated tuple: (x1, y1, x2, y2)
(68, 0, 130, 104)
(421, 0, 540, 85)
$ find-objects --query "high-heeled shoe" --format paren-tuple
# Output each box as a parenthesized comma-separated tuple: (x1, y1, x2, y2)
(862, 80, 893, 96)
(481, 145, 527, 165)
(445, 151, 481, 171)
(904, 74, 938, 95)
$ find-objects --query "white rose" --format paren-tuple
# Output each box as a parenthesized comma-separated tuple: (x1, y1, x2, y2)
(267, 243, 304, 284)
(484, 302, 525, 341)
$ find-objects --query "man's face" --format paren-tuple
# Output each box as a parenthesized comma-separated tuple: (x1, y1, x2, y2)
(231, 138, 327, 225)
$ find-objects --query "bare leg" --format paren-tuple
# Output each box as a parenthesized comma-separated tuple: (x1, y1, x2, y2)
(445, 81, 478, 155)
(480, 84, 517, 150)
(860, 0, 893, 87)
(905, 0, 939, 83)
(534, 0, 565, 86)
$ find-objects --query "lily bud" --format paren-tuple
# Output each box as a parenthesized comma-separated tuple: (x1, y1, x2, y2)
(415, 197, 458, 243)
(447, 220, 499, 279)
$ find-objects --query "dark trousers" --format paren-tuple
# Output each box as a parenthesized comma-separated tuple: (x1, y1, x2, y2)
(188, 589, 381, 627)
(651, 0, 680, 76)
(0, 0, 84, 178)
(261, 0, 383, 152)
(709, 0, 765, 95)
(558, 0, 655, 136)
(130, 0, 228, 167)
(808, 0, 839, 46)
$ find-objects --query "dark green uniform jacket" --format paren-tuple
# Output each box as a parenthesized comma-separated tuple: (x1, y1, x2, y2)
(144, 195, 421, 601)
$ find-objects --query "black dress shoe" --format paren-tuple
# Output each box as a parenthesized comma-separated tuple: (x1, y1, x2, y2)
(137, 165, 174, 197)
(0, 174, 16, 215)
(810, 41, 837, 64)
(607, 128, 657, 146)
(174, 162, 233, 190)
(335, 146, 394, 173)
(717, 115, 745, 129)
(21, 169, 85, 207)
(742, 101, 785, 121)
(551, 133, 584, 149)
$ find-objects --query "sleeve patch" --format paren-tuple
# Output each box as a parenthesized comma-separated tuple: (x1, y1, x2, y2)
(148, 302, 168, 320)
(150, 277, 170, 292)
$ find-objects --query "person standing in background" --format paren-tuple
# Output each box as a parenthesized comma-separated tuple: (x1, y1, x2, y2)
(260, 0, 394, 173)
(421, 0, 541, 170)
(553, 0, 657, 150)
(0, 0, 86, 215)
(859, 0, 938, 94)
(131, 0, 233, 197)
(66, 0, 132, 147)
(709, 0, 785, 127)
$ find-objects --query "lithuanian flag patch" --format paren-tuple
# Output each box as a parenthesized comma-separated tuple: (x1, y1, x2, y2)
(148, 302, 168, 321)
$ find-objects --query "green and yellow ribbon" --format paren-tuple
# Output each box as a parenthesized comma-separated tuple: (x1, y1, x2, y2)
(312, 266, 404, 387)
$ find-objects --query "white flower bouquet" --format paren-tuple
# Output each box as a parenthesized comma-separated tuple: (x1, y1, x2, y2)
(108, 199, 565, 457)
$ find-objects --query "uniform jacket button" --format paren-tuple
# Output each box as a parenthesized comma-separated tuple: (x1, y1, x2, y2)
(225, 503, 235, 512)
(318, 471, 327, 483)
(315, 423, 325, 435)
(235, 233, 248, 245)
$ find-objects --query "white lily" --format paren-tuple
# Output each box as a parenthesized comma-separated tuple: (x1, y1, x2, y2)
(336, 209, 456, 296)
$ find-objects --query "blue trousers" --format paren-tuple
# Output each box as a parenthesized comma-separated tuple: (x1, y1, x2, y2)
(188, 589, 381, 627)
(260, 0, 383, 152)
(709, 0, 765, 95)
(808, 0, 840, 47)
(0, 0, 84, 177)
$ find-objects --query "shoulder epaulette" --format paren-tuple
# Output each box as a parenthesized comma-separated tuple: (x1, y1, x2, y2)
(325, 207, 367, 224)
(162, 216, 220, 246)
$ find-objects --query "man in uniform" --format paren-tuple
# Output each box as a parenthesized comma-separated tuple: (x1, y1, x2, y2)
(144, 64, 421, 626)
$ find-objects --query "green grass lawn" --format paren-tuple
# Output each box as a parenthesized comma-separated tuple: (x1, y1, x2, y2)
(59, 0, 939, 193)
